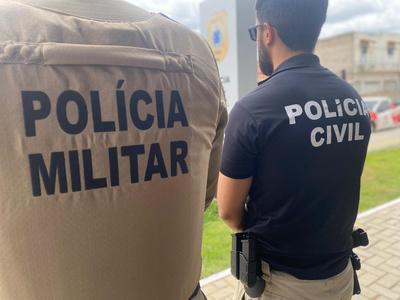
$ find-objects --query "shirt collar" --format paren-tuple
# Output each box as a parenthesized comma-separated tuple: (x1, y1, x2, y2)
(258, 53, 321, 86)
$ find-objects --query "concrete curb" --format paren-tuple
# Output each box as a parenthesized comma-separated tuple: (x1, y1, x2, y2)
(200, 269, 231, 287)
(200, 197, 400, 287)
(358, 197, 400, 219)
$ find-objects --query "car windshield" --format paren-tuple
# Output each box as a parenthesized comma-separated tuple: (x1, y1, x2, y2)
(365, 101, 378, 110)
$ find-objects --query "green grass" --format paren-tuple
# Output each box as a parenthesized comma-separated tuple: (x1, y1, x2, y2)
(201, 147, 400, 278)
(359, 147, 400, 211)
(202, 202, 232, 277)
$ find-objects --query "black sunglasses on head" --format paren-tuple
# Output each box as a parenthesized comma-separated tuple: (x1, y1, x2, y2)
(248, 24, 264, 41)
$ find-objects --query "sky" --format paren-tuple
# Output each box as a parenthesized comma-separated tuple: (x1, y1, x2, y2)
(128, 0, 400, 38)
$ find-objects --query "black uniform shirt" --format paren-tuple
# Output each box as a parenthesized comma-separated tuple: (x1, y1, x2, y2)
(221, 54, 371, 280)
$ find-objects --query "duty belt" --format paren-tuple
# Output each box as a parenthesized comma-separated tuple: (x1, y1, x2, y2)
(231, 229, 370, 297)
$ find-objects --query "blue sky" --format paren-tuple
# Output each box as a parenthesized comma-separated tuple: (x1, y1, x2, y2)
(128, 0, 400, 38)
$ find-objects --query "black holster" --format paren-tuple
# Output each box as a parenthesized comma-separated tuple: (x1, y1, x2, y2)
(231, 229, 369, 297)
(231, 232, 265, 298)
(351, 228, 369, 295)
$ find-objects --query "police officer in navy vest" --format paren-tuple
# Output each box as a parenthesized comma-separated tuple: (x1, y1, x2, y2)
(217, 0, 371, 299)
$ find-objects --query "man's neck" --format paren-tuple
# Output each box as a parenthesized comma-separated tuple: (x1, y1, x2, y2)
(273, 50, 308, 71)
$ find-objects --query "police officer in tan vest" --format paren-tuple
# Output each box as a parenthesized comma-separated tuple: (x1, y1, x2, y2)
(0, 0, 227, 299)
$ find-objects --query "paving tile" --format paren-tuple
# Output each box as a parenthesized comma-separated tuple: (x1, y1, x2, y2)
(212, 288, 233, 300)
(203, 283, 218, 294)
(369, 283, 400, 300)
(391, 284, 400, 295)
(360, 273, 380, 286)
(377, 274, 399, 289)
(379, 264, 400, 277)
(360, 287, 379, 299)
(375, 241, 394, 251)
(214, 279, 228, 289)
(362, 264, 386, 277)
(368, 256, 387, 267)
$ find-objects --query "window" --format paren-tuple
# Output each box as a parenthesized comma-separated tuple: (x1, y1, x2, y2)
(388, 42, 396, 57)
(360, 41, 369, 64)
(365, 81, 380, 86)
(341, 69, 347, 80)
(361, 41, 369, 54)
(384, 80, 398, 91)
(365, 101, 378, 111)
(363, 81, 381, 93)
(377, 101, 390, 113)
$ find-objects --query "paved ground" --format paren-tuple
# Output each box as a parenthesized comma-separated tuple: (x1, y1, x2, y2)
(369, 127, 400, 152)
(202, 199, 400, 300)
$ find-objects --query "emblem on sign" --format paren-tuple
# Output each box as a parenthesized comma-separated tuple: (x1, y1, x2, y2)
(207, 11, 229, 62)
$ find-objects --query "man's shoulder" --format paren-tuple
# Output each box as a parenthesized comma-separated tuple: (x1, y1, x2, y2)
(312, 65, 362, 97)
(238, 65, 362, 120)
(260, 65, 359, 98)
(148, 13, 216, 63)
(237, 75, 295, 115)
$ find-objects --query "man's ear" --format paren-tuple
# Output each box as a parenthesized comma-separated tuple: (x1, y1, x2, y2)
(261, 23, 275, 48)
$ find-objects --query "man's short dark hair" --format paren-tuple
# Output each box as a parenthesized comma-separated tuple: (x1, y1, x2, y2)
(256, 0, 328, 52)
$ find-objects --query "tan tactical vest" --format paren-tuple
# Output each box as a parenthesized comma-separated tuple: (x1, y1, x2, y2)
(0, 1, 227, 299)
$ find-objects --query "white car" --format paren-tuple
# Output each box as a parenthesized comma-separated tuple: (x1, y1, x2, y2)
(364, 97, 400, 132)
